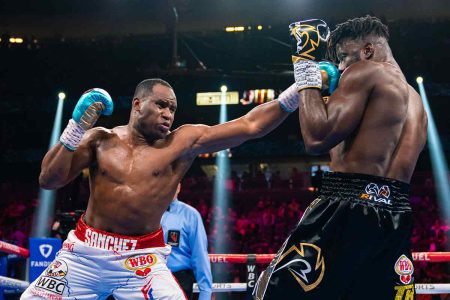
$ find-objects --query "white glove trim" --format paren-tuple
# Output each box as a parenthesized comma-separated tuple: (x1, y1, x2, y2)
(277, 83, 300, 113)
(60, 119, 86, 151)
(294, 60, 322, 91)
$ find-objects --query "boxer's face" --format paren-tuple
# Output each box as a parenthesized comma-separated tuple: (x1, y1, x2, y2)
(336, 39, 366, 71)
(134, 84, 177, 140)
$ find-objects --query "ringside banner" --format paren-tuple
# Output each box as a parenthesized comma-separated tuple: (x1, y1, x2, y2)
(29, 238, 62, 282)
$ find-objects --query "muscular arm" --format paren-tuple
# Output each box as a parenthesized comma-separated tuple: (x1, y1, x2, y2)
(299, 61, 377, 154)
(182, 99, 290, 156)
(39, 129, 99, 189)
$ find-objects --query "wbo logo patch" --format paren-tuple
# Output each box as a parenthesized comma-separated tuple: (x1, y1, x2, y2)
(124, 254, 157, 278)
(360, 183, 392, 205)
(395, 255, 414, 284)
(167, 230, 180, 247)
(273, 243, 325, 292)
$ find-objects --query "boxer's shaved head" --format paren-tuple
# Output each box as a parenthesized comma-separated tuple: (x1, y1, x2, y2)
(327, 15, 389, 63)
(133, 78, 173, 99)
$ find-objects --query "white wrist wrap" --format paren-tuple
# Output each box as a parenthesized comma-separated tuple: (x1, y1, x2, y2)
(277, 83, 300, 113)
(60, 119, 86, 151)
(294, 60, 322, 91)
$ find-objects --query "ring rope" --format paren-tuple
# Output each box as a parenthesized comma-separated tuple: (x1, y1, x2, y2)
(1, 241, 448, 295)
(0, 276, 30, 291)
(1, 278, 448, 295)
(197, 283, 450, 294)
(0, 241, 29, 258)
(2, 240, 448, 263)
(209, 252, 450, 264)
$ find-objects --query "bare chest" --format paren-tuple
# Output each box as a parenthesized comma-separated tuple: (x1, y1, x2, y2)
(94, 142, 181, 183)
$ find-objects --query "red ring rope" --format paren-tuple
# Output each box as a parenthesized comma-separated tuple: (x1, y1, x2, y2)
(0, 241, 29, 258)
(1, 240, 448, 264)
(209, 252, 450, 264)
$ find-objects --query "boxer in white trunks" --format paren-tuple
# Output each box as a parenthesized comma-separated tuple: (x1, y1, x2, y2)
(21, 78, 301, 299)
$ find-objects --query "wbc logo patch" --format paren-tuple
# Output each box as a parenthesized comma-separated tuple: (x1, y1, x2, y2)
(124, 254, 157, 278)
(34, 260, 68, 295)
(394, 255, 414, 284)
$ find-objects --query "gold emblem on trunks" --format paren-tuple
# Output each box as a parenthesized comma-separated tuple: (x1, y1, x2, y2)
(273, 243, 325, 292)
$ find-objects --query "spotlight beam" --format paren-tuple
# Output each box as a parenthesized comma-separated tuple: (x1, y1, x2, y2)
(416, 77, 450, 244)
(32, 93, 65, 237)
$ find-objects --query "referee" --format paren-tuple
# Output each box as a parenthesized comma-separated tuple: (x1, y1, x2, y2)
(161, 184, 213, 300)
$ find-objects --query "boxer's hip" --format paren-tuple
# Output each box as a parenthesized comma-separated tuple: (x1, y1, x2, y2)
(254, 172, 414, 299)
(318, 171, 411, 211)
(61, 214, 170, 260)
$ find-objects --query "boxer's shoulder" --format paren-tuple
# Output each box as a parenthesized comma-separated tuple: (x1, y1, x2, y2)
(87, 126, 115, 139)
(171, 124, 209, 142)
(81, 126, 121, 148)
(341, 60, 394, 88)
(342, 60, 381, 76)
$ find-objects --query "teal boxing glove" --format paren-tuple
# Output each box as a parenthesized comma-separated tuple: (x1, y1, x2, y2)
(72, 88, 114, 129)
(319, 61, 340, 94)
(60, 88, 114, 151)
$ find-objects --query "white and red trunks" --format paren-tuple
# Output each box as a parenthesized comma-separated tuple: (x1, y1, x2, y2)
(21, 216, 186, 300)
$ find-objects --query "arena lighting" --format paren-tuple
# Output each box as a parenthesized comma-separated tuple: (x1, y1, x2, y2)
(416, 76, 423, 84)
(32, 92, 65, 237)
(9, 37, 23, 44)
(257, 25, 263, 30)
(211, 85, 230, 253)
(58, 92, 66, 101)
(417, 77, 450, 248)
(212, 85, 232, 281)
(225, 26, 245, 32)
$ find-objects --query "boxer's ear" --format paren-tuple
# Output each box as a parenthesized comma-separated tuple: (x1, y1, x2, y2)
(362, 43, 374, 60)
(133, 97, 141, 112)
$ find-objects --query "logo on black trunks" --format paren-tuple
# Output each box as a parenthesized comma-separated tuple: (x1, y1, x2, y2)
(394, 284, 414, 300)
(360, 183, 392, 205)
(167, 230, 180, 247)
(273, 243, 325, 292)
(394, 255, 414, 285)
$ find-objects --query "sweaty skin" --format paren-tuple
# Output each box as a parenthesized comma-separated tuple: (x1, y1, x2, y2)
(299, 38, 427, 183)
(39, 84, 290, 235)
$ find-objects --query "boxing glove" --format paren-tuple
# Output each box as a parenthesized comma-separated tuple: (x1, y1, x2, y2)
(319, 61, 340, 94)
(60, 88, 113, 151)
(289, 19, 330, 91)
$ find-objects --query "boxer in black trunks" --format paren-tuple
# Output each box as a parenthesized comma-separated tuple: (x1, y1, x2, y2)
(254, 16, 427, 300)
